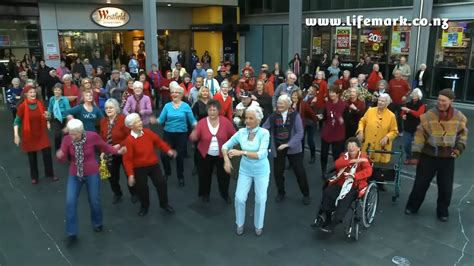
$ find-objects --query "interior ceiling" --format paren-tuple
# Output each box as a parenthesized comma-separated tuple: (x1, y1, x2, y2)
(31, 0, 235, 7)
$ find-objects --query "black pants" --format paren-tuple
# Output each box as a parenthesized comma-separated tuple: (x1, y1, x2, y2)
(197, 153, 230, 198)
(321, 185, 357, 225)
(107, 154, 135, 197)
(406, 154, 455, 217)
(320, 139, 345, 174)
(27, 147, 54, 180)
(134, 164, 168, 208)
(161, 131, 188, 180)
(305, 125, 316, 157)
(273, 149, 309, 196)
(51, 119, 66, 151)
(389, 103, 403, 132)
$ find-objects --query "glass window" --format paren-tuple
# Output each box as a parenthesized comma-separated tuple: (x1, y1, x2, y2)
(333, 26, 358, 62)
(359, 26, 389, 63)
(311, 26, 331, 56)
(303, 0, 413, 11)
(434, 0, 474, 3)
(263, 0, 289, 13)
(247, 0, 263, 14)
(0, 18, 41, 59)
(434, 21, 471, 69)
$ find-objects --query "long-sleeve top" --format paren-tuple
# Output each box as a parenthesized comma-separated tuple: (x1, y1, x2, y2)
(192, 100, 209, 121)
(6, 87, 22, 110)
(72, 63, 86, 78)
(105, 78, 127, 101)
(213, 92, 233, 121)
(367, 70, 382, 91)
(272, 83, 299, 108)
(296, 101, 318, 128)
(327, 65, 341, 86)
(63, 84, 80, 107)
(192, 68, 207, 84)
(333, 152, 372, 190)
(311, 79, 328, 109)
(222, 127, 270, 177)
(122, 128, 171, 177)
(203, 78, 220, 97)
(357, 107, 398, 163)
(321, 100, 347, 142)
(253, 92, 273, 122)
(412, 107, 468, 159)
(392, 63, 411, 79)
(148, 70, 163, 91)
(123, 95, 153, 125)
(388, 78, 410, 105)
(14, 102, 50, 152)
(262, 111, 304, 157)
(158, 101, 197, 133)
(192, 116, 236, 158)
(99, 114, 130, 145)
(57, 131, 118, 176)
(401, 99, 425, 133)
(128, 59, 139, 74)
(47, 96, 71, 122)
(65, 104, 103, 132)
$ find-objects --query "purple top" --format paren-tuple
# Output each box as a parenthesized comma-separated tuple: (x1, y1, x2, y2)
(123, 95, 153, 125)
(57, 131, 118, 177)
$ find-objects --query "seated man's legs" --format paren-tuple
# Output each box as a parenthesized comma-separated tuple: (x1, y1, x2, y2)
(329, 187, 358, 229)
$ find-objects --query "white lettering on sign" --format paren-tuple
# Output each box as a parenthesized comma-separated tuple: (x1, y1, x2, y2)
(91, 7, 130, 28)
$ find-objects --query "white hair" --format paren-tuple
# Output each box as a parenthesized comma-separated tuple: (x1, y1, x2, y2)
(316, 71, 325, 79)
(62, 74, 72, 82)
(277, 94, 292, 106)
(169, 81, 184, 94)
(104, 98, 121, 114)
(419, 63, 427, 69)
(206, 69, 214, 74)
(124, 113, 140, 128)
(220, 80, 229, 88)
(133, 81, 143, 89)
(378, 93, 392, 104)
(245, 105, 264, 121)
(412, 88, 423, 100)
(67, 119, 84, 133)
(11, 77, 20, 85)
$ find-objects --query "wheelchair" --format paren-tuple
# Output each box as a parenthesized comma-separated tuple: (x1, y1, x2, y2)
(367, 149, 403, 203)
(312, 169, 378, 241)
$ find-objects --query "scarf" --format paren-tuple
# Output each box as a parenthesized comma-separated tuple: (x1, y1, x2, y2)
(72, 133, 87, 181)
(133, 94, 143, 114)
(104, 116, 117, 166)
(207, 79, 216, 96)
(22, 99, 45, 138)
(438, 106, 454, 121)
(335, 152, 360, 206)
(53, 97, 63, 122)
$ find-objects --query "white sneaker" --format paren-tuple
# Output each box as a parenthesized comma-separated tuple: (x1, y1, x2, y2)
(236, 226, 244, 236)
(255, 228, 263, 236)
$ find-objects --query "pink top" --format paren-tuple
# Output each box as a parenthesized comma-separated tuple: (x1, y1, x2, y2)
(190, 116, 236, 158)
(57, 131, 118, 176)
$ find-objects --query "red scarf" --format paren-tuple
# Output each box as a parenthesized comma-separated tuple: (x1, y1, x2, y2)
(22, 99, 46, 138)
(438, 106, 454, 121)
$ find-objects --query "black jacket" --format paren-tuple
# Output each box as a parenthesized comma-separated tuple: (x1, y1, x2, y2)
(414, 70, 430, 89)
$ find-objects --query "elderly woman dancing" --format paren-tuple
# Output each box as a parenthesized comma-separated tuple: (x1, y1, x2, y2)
(222, 106, 270, 237)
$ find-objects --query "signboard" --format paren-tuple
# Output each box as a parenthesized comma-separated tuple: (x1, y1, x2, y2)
(312, 37, 321, 54)
(442, 27, 463, 47)
(46, 43, 59, 60)
(391, 26, 411, 54)
(0, 35, 10, 46)
(335, 27, 351, 55)
(91, 7, 130, 28)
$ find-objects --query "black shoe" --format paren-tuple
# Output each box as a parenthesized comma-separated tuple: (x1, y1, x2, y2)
(310, 215, 325, 228)
(161, 204, 175, 213)
(112, 195, 122, 204)
(138, 207, 148, 216)
(275, 194, 285, 203)
(223, 196, 232, 204)
(192, 167, 197, 176)
(66, 235, 77, 248)
(302, 196, 310, 205)
(437, 215, 449, 222)
(377, 183, 387, 192)
(178, 179, 185, 187)
(131, 195, 138, 204)
(93, 226, 103, 233)
(404, 208, 415, 215)
(309, 156, 315, 164)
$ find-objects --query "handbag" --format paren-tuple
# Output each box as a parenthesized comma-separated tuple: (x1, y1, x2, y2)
(99, 158, 111, 180)
(370, 165, 396, 182)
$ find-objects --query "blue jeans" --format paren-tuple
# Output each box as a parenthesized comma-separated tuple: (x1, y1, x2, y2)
(66, 174, 102, 236)
(234, 173, 270, 230)
(403, 132, 414, 160)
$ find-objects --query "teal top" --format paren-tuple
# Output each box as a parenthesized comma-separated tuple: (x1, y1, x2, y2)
(65, 104, 103, 132)
(48, 96, 71, 122)
(158, 102, 197, 133)
(222, 127, 270, 177)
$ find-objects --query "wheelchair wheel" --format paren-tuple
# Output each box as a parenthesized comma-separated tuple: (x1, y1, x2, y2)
(354, 223, 359, 241)
(362, 183, 378, 228)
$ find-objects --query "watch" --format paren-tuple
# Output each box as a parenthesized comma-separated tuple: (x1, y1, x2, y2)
(244, 151, 248, 156)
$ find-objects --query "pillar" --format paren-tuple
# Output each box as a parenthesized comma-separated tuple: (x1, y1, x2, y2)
(192, 7, 223, 72)
(39, 3, 60, 68)
(143, 0, 158, 71)
(288, 0, 303, 63)
(408, 0, 433, 75)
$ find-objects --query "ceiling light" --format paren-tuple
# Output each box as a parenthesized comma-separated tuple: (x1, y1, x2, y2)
(106, 0, 111, 3)
(167, 4, 172, 7)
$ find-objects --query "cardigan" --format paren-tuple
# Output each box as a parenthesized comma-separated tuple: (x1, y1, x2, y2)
(122, 128, 171, 177)
(213, 92, 233, 121)
(123, 94, 153, 125)
(191, 116, 236, 158)
(99, 114, 130, 145)
(57, 131, 118, 176)
(262, 111, 304, 157)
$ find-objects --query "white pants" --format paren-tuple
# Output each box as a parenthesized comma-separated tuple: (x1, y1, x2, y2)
(234, 173, 270, 229)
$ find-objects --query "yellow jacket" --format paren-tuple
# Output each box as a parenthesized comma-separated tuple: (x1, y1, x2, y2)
(357, 107, 399, 163)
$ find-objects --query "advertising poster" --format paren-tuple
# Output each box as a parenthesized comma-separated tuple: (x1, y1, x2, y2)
(312, 37, 321, 54)
(391, 26, 411, 54)
(335, 27, 351, 55)
(46, 43, 60, 60)
(442, 27, 463, 47)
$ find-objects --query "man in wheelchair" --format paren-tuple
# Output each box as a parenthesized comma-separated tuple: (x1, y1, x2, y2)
(311, 137, 373, 233)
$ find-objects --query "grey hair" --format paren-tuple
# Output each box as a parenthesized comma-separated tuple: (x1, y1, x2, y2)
(245, 105, 264, 121)
(316, 71, 325, 79)
(170, 81, 184, 94)
(124, 113, 141, 128)
(206, 69, 214, 74)
(104, 98, 121, 114)
(62, 74, 72, 82)
(419, 63, 427, 69)
(412, 88, 423, 100)
(277, 94, 292, 106)
(11, 77, 20, 84)
(220, 80, 229, 88)
(378, 93, 392, 104)
(133, 81, 143, 89)
(349, 77, 358, 84)
(67, 119, 84, 133)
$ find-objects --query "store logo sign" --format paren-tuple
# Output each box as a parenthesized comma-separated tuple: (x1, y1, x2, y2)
(91, 7, 130, 28)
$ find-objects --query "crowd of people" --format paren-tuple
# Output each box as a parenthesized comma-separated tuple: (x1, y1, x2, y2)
(3, 50, 468, 246)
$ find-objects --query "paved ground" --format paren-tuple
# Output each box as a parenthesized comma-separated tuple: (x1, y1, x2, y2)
(0, 102, 472, 266)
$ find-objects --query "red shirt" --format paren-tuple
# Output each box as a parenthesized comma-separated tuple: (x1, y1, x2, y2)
(367, 71, 382, 91)
(99, 114, 130, 145)
(142, 80, 151, 98)
(296, 101, 318, 128)
(213, 92, 233, 121)
(63, 84, 80, 107)
(311, 79, 328, 109)
(334, 78, 350, 91)
(333, 152, 373, 190)
(122, 128, 171, 177)
(190, 116, 236, 158)
(388, 78, 410, 105)
(180, 82, 193, 97)
(160, 78, 172, 98)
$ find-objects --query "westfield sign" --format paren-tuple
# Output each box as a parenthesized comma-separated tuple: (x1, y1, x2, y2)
(91, 7, 130, 28)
